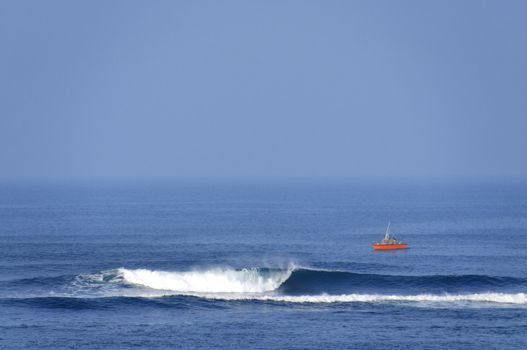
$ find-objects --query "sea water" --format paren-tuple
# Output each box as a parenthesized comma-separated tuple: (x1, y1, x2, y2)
(1, 180, 526, 349)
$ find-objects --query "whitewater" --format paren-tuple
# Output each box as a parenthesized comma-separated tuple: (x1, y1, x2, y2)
(118, 267, 293, 293)
(62, 267, 527, 305)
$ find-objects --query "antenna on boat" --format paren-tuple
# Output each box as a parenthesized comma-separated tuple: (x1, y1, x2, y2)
(384, 221, 391, 240)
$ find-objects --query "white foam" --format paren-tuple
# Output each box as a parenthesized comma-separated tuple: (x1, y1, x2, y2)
(196, 292, 527, 304)
(119, 267, 293, 293)
(76, 268, 527, 306)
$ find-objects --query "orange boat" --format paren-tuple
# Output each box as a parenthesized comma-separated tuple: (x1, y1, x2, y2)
(372, 222, 408, 251)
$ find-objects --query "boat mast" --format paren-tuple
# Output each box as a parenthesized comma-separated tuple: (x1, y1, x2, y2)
(384, 222, 391, 240)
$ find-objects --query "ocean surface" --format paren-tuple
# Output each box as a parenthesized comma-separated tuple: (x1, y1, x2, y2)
(1, 180, 526, 349)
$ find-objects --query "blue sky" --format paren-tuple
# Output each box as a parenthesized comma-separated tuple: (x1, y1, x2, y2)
(1, 1, 526, 179)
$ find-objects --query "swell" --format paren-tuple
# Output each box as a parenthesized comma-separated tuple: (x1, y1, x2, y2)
(115, 267, 526, 295)
(2, 267, 526, 306)
(278, 269, 527, 295)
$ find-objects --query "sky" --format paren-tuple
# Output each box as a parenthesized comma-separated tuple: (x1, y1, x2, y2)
(1, 0, 526, 180)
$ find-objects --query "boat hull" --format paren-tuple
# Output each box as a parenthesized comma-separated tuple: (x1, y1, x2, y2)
(372, 243, 408, 251)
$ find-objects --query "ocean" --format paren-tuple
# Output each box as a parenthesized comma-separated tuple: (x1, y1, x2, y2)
(1, 180, 526, 349)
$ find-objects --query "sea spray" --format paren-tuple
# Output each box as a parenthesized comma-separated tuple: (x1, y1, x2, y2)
(118, 267, 294, 293)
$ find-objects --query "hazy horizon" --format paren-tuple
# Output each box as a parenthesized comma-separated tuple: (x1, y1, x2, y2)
(2, 1, 526, 180)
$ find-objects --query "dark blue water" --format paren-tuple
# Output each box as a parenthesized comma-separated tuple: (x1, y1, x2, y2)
(1, 180, 527, 349)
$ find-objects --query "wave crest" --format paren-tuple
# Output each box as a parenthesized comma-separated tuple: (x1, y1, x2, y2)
(118, 267, 294, 293)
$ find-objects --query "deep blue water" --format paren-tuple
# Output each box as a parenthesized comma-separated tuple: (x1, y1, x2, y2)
(1, 180, 527, 349)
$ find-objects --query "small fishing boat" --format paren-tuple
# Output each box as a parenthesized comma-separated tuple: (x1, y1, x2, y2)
(372, 222, 408, 251)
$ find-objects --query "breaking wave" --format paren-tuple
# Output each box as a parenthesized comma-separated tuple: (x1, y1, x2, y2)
(116, 267, 527, 295)
(3, 266, 527, 306)
(118, 267, 293, 293)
